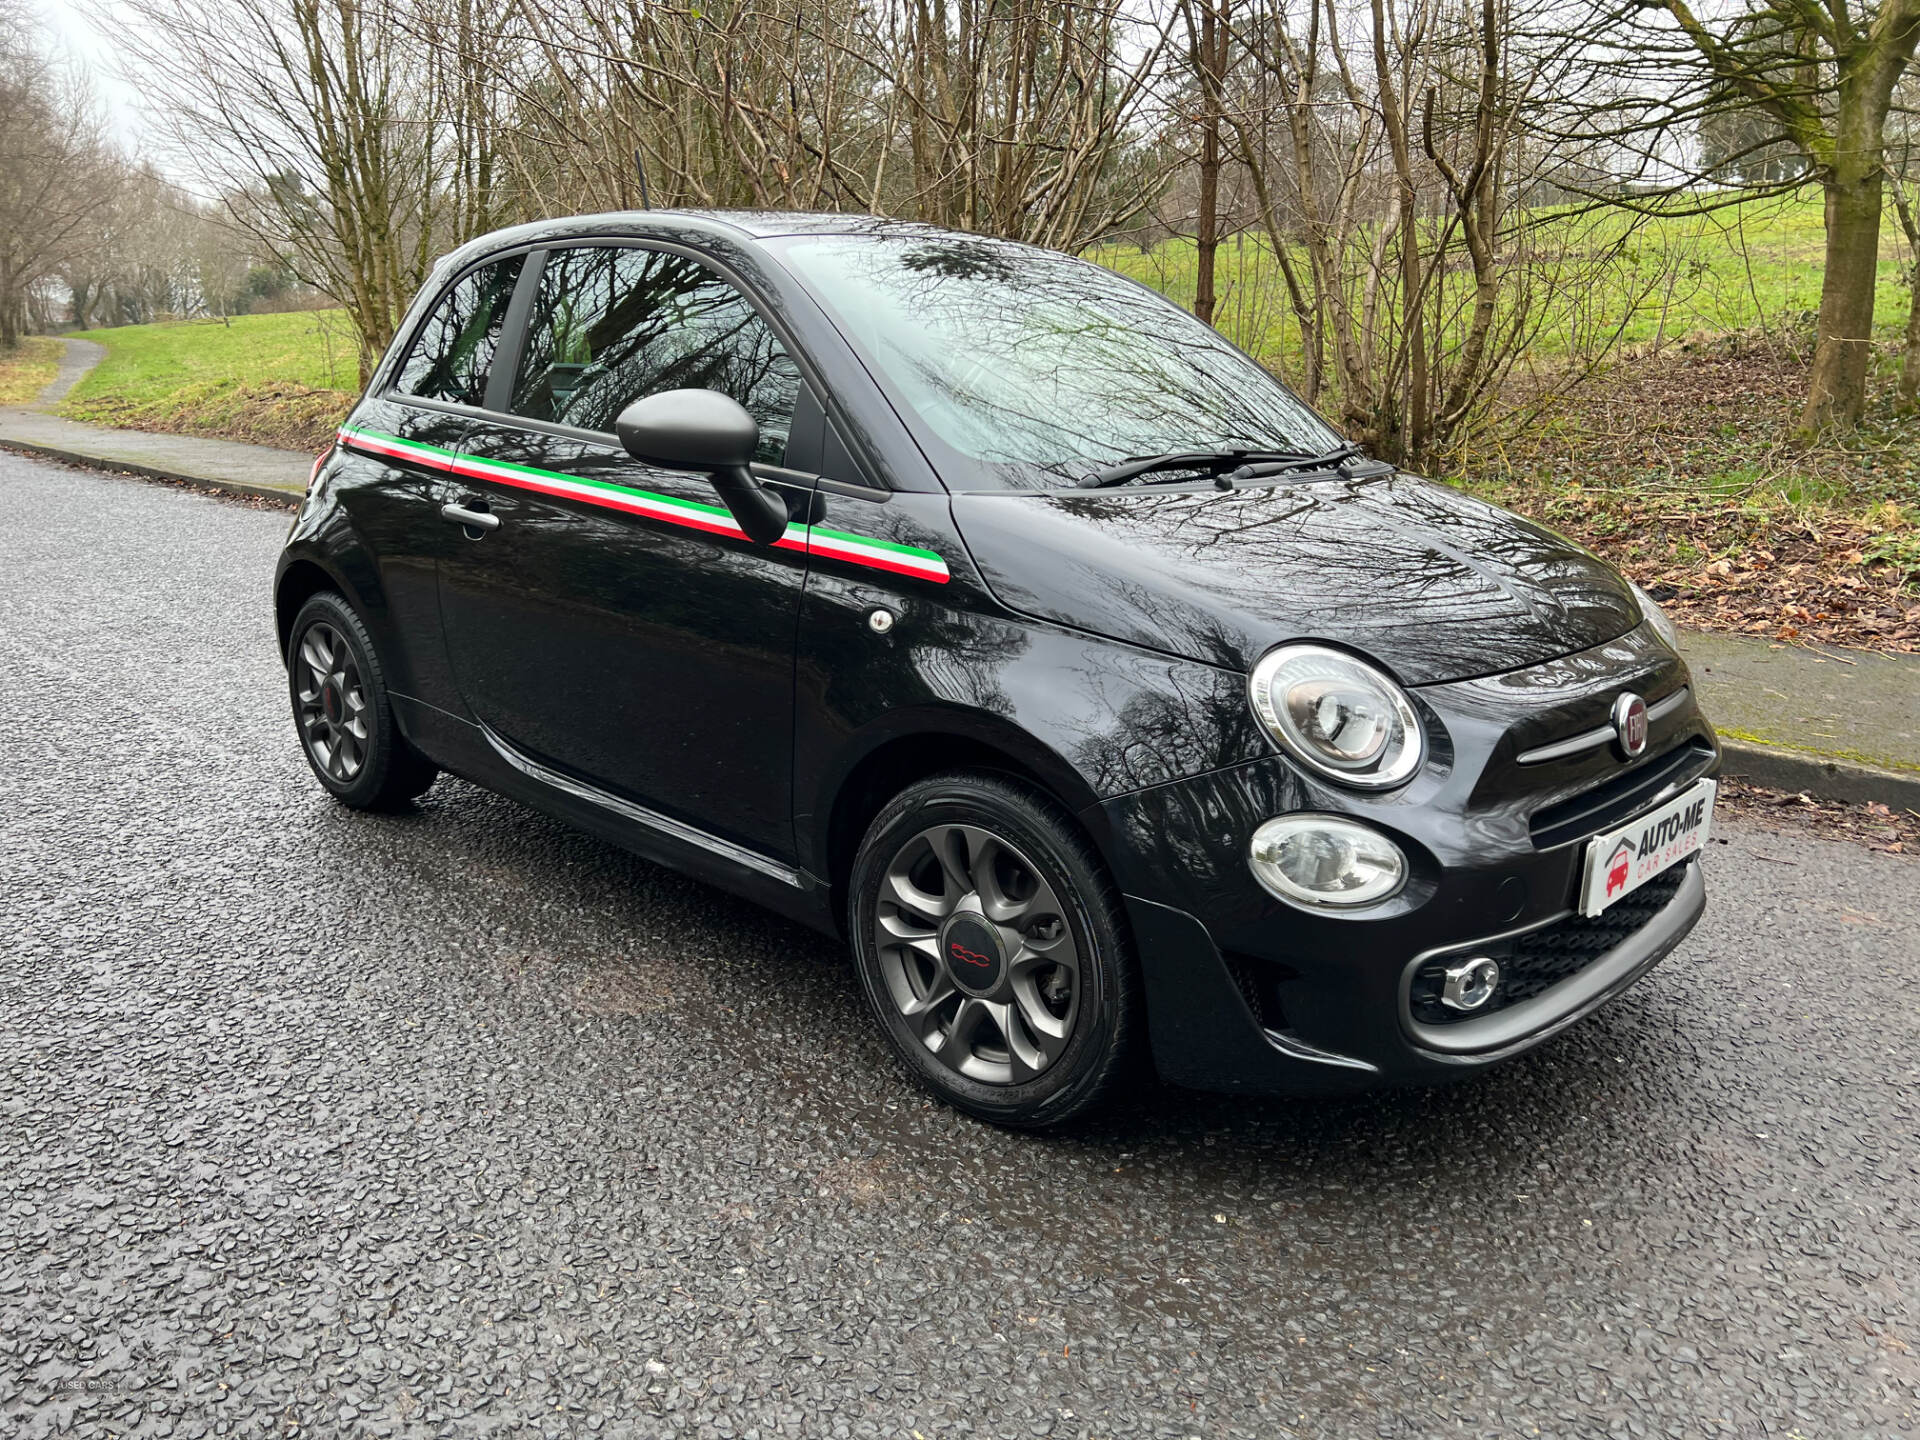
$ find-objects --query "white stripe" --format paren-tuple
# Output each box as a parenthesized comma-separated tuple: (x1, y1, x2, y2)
(807, 532, 949, 577)
(346, 428, 946, 578)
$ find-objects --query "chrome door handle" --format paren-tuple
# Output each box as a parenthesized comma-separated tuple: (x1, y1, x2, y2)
(441, 502, 499, 532)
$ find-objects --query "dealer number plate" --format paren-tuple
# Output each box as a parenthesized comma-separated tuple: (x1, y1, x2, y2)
(1577, 778, 1716, 917)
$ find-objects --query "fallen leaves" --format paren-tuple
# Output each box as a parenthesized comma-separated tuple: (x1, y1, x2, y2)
(1716, 779, 1920, 854)
(1466, 339, 1920, 654)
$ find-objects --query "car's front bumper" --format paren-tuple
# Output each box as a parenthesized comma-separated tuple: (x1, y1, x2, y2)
(1116, 859, 1705, 1094)
(1087, 624, 1718, 1095)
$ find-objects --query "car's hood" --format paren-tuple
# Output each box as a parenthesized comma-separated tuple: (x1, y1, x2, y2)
(949, 472, 1639, 685)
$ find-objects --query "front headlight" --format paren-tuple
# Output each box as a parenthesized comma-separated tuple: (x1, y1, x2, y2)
(1630, 582, 1678, 651)
(1248, 815, 1407, 908)
(1248, 644, 1425, 789)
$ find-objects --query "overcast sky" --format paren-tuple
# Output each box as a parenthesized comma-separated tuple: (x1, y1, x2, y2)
(36, 0, 155, 154)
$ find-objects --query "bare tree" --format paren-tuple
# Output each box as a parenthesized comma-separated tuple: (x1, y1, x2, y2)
(477, 0, 1172, 251)
(110, 0, 510, 379)
(1552, 0, 1920, 433)
(1197, 0, 1613, 463)
(0, 2, 111, 348)
(888, 0, 1172, 247)
(62, 165, 266, 327)
(489, 0, 886, 214)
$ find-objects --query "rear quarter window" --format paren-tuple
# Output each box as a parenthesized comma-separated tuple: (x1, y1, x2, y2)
(392, 256, 525, 408)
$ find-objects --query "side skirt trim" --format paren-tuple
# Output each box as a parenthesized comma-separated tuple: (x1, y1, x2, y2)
(478, 721, 805, 889)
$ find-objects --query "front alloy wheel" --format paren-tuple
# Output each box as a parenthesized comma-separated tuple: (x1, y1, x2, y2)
(850, 773, 1136, 1128)
(874, 823, 1080, 1086)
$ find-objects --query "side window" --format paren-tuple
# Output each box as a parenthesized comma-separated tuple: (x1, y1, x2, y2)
(511, 246, 800, 466)
(393, 255, 524, 407)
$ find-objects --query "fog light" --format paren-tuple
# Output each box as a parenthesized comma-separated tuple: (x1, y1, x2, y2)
(1441, 956, 1501, 1012)
(1248, 815, 1406, 909)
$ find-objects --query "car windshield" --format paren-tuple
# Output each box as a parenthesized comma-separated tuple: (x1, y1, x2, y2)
(772, 232, 1341, 490)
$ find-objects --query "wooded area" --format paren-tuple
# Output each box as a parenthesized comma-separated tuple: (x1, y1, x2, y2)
(7, 0, 1920, 452)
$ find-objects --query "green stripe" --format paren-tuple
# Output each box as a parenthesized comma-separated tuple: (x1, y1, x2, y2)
(808, 525, 942, 562)
(343, 423, 946, 570)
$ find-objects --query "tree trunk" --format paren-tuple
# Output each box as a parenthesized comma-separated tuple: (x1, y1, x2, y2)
(0, 266, 17, 350)
(1889, 182, 1920, 409)
(1902, 272, 1920, 409)
(1370, 0, 1424, 461)
(1194, 128, 1219, 326)
(1802, 162, 1885, 433)
(1190, 0, 1224, 327)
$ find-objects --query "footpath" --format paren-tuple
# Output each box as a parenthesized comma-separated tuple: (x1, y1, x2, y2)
(0, 338, 312, 500)
(4, 338, 1915, 811)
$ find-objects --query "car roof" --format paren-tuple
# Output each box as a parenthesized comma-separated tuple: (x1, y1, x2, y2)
(437, 210, 966, 275)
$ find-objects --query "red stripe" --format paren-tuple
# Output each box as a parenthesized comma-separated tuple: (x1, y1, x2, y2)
(808, 544, 948, 582)
(341, 431, 452, 471)
(341, 427, 948, 583)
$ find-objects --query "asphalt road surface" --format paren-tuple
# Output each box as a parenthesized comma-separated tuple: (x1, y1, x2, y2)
(3, 449, 1916, 1439)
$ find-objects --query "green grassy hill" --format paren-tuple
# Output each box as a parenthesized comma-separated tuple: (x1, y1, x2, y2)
(1096, 192, 1910, 376)
(61, 309, 360, 453)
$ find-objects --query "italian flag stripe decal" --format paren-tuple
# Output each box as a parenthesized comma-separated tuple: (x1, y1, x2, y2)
(339, 425, 950, 584)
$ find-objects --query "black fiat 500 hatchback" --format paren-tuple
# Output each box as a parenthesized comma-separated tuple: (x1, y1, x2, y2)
(276, 211, 1718, 1127)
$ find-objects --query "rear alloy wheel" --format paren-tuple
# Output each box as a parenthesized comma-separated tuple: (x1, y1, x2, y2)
(287, 592, 437, 810)
(850, 773, 1136, 1128)
(295, 619, 370, 785)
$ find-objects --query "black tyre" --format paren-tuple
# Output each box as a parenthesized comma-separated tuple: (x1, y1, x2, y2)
(286, 592, 437, 811)
(848, 772, 1138, 1128)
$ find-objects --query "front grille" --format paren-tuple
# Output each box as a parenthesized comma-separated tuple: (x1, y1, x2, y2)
(1529, 739, 1714, 850)
(1409, 862, 1691, 1025)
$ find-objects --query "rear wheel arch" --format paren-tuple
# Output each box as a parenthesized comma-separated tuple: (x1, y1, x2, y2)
(274, 551, 394, 669)
(274, 559, 341, 660)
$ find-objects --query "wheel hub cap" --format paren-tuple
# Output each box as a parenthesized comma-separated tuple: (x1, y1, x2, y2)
(939, 905, 1007, 996)
(871, 822, 1082, 1087)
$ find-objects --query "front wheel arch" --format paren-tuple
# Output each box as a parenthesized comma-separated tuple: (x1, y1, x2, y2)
(819, 722, 1108, 936)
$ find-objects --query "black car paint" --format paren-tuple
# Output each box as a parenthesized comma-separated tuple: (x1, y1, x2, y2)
(277, 209, 1716, 1095)
(949, 476, 1641, 684)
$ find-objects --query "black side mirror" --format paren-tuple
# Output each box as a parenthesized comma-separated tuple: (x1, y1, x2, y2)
(614, 389, 790, 545)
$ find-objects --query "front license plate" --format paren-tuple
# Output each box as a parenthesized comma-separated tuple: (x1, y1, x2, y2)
(1577, 778, 1716, 917)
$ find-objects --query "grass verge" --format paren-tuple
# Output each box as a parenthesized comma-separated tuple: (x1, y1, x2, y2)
(61, 311, 358, 453)
(0, 337, 63, 405)
(1446, 339, 1919, 652)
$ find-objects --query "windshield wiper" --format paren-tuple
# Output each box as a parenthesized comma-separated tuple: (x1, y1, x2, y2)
(1076, 442, 1362, 490)
(1223, 442, 1365, 482)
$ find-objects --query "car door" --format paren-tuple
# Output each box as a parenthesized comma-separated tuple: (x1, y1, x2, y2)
(332, 251, 527, 708)
(436, 242, 813, 860)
